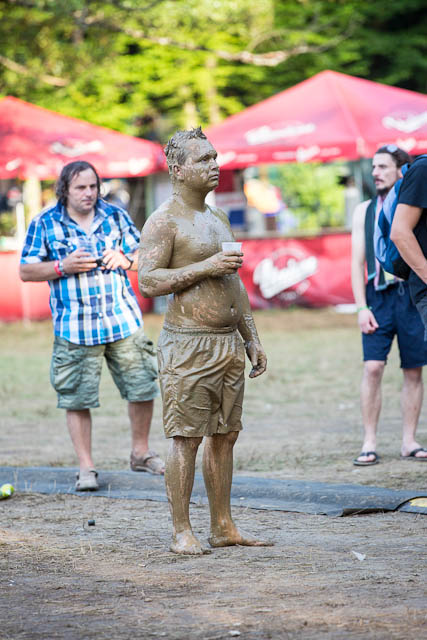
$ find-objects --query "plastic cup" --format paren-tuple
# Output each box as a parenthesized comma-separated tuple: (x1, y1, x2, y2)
(75, 236, 104, 262)
(222, 242, 242, 252)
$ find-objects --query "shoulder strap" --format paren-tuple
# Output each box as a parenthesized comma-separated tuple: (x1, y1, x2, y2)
(365, 198, 377, 281)
(365, 197, 388, 288)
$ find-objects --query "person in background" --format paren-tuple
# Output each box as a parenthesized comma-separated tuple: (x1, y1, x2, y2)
(351, 145, 427, 465)
(20, 161, 164, 490)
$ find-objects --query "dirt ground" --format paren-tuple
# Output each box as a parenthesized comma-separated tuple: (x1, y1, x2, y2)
(1, 309, 427, 639)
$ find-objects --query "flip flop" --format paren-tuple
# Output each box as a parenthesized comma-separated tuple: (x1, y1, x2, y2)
(353, 451, 380, 466)
(400, 447, 427, 461)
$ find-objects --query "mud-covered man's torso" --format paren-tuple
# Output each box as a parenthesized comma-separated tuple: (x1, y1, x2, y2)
(138, 136, 247, 329)
(164, 204, 242, 328)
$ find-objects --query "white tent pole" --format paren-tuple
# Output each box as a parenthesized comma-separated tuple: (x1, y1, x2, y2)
(15, 201, 26, 243)
(23, 177, 42, 225)
(353, 159, 364, 201)
(16, 201, 31, 324)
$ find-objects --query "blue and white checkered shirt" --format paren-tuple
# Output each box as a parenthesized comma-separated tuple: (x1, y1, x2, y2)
(21, 198, 143, 345)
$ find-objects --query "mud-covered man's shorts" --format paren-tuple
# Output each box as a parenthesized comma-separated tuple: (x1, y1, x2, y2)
(50, 327, 160, 410)
(157, 323, 245, 438)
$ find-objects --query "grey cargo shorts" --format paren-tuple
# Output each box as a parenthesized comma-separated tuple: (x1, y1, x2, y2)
(50, 327, 160, 410)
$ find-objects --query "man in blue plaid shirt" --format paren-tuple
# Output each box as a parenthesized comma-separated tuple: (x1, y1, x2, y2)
(20, 161, 164, 490)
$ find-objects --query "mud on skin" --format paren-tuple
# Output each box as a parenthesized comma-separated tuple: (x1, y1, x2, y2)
(138, 130, 268, 554)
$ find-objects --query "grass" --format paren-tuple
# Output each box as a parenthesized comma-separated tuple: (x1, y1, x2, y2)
(1, 308, 426, 489)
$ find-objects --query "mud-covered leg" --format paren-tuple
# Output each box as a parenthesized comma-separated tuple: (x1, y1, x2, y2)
(203, 431, 272, 547)
(165, 435, 208, 554)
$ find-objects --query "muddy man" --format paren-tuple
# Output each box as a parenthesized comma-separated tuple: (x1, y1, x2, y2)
(139, 127, 269, 555)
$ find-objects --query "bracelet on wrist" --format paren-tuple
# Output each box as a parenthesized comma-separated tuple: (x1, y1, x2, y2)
(357, 305, 370, 312)
(54, 260, 62, 277)
(54, 259, 66, 277)
(125, 256, 134, 270)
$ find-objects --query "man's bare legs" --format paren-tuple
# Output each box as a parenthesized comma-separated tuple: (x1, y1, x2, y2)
(401, 367, 427, 458)
(355, 360, 385, 463)
(165, 435, 205, 554)
(356, 363, 427, 461)
(128, 399, 163, 463)
(66, 409, 94, 472)
(203, 431, 271, 547)
(67, 401, 163, 472)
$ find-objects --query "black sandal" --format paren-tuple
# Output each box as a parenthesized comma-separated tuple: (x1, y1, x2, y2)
(353, 451, 380, 466)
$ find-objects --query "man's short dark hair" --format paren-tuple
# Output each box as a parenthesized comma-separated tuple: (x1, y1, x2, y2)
(56, 161, 101, 205)
(164, 127, 208, 176)
(374, 145, 411, 169)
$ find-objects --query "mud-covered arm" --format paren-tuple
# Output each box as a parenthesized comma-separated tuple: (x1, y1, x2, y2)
(237, 279, 267, 378)
(138, 213, 242, 298)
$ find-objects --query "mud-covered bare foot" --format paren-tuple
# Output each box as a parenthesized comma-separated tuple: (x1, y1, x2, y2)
(208, 524, 273, 548)
(170, 531, 211, 555)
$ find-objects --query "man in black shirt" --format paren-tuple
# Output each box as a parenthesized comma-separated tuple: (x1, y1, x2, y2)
(391, 154, 427, 461)
(391, 155, 427, 311)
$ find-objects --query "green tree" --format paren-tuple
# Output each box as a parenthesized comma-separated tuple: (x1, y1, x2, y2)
(0, 0, 425, 137)
(268, 163, 346, 232)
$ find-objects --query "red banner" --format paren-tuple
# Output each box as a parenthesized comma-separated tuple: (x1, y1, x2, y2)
(237, 233, 353, 309)
(0, 234, 353, 320)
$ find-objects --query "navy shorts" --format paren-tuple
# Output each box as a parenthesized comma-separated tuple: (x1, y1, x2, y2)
(362, 281, 427, 369)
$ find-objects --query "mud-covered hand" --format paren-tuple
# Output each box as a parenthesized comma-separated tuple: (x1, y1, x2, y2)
(245, 340, 267, 378)
(206, 251, 243, 276)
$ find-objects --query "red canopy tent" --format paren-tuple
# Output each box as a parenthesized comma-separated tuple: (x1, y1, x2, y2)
(206, 70, 427, 168)
(0, 96, 166, 179)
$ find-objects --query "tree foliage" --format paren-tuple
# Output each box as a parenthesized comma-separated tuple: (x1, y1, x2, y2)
(268, 163, 346, 231)
(1, 0, 426, 140)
